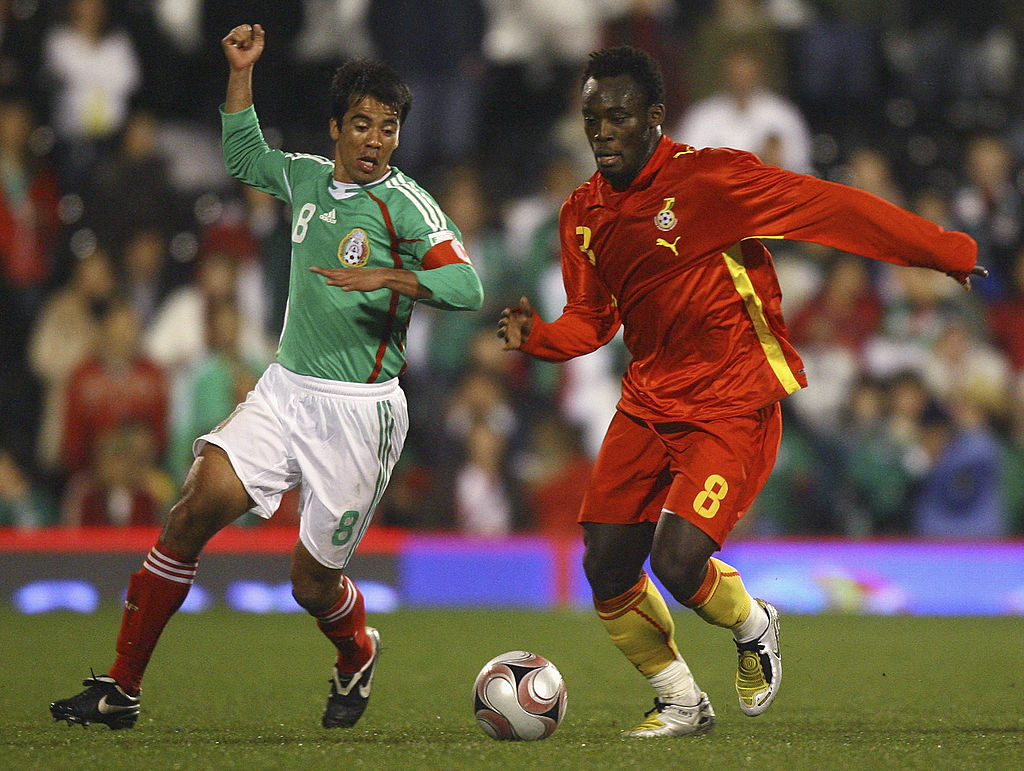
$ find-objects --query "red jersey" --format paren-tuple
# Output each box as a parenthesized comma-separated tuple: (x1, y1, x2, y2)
(521, 136, 977, 422)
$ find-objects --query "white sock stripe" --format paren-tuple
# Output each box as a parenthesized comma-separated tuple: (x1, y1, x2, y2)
(147, 547, 198, 570)
(144, 562, 195, 585)
(319, 578, 358, 623)
(144, 549, 197, 581)
(144, 555, 196, 580)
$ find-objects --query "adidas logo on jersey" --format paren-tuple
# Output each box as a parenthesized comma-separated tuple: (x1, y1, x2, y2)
(319, 209, 337, 224)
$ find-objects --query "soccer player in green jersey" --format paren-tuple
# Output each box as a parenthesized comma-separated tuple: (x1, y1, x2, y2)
(51, 23, 483, 730)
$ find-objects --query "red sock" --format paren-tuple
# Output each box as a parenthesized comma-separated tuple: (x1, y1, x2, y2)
(108, 545, 198, 695)
(315, 576, 371, 673)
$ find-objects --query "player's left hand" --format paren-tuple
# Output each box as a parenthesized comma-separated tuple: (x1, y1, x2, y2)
(951, 264, 989, 290)
(310, 265, 431, 300)
(310, 265, 391, 291)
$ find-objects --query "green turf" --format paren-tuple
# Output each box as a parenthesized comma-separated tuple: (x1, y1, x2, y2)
(1, 606, 1021, 769)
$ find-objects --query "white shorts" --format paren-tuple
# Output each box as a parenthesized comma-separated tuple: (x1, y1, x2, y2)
(195, 363, 408, 569)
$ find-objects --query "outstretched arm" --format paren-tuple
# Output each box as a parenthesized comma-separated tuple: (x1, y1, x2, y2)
(222, 23, 265, 114)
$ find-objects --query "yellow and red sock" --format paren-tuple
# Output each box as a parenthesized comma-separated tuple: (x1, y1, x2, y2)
(684, 557, 755, 630)
(594, 572, 680, 678)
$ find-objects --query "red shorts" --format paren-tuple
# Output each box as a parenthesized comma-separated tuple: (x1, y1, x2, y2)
(578, 403, 782, 545)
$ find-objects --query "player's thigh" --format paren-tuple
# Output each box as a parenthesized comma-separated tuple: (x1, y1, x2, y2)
(296, 389, 409, 569)
(579, 411, 673, 525)
(193, 375, 300, 521)
(662, 403, 782, 546)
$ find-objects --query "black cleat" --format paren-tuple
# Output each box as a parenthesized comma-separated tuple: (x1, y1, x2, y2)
(322, 627, 380, 728)
(50, 671, 140, 730)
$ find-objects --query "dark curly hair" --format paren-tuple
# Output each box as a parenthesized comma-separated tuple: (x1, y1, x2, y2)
(330, 59, 413, 125)
(582, 47, 665, 108)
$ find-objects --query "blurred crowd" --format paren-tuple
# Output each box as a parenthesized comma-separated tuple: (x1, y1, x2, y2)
(2, 0, 1024, 540)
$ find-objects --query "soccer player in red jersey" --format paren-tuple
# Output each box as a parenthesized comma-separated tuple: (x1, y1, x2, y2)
(499, 46, 985, 737)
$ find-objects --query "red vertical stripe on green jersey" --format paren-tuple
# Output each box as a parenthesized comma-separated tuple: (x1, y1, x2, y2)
(365, 190, 405, 383)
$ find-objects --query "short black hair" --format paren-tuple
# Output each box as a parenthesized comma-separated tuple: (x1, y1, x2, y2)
(330, 59, 413, 125)
(582, 46, 665, 108)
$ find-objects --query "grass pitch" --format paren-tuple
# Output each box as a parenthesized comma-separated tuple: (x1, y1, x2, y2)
(1, 606, 1021, 769)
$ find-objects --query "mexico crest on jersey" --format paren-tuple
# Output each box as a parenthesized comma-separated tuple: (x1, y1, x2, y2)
(338, 228, 370, 267)
(654, 197, 677, 231)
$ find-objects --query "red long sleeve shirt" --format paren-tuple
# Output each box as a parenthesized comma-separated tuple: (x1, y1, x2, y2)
(522, 136, 977, 422)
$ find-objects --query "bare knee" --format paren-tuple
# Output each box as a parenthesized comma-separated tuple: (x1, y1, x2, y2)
(290, 541, 344, 614)
(160, 446, 251, 559)
(648, 546, 708, 603)
(648, 515, 719, 603)
(582, 522, 655, 602)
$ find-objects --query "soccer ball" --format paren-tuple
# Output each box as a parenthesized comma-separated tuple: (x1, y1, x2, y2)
(472, 651, 567, 741)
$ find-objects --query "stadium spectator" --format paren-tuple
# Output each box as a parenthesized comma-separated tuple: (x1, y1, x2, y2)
(951, 133, 1024, 301)
(367, 0, 485, 185)
(844, 146, 907, 207)
(789, 0, 884, 150)
(498, 45, 981, 739)
(477, 0, 607, 199)
(789, 254, 883, 357)
(291, 0, 375, 143)
(516, 414, 593, 539)
(674, 46, 813, 173)
(986, 245, 1024, 372)
(911, 389, 1007, 539)
(863, 265, 976, 380)
(40, 0, 142, 187)
(742, 404, 828, 536)
(59, 298, 169, 476)
(0, 447, 56, 528)
(405, 165, 508, 390)
(50, 23, 483, 734)
(833, 374, 915, 536)
(83, 108, 185, 258)
(786, 255, 879, 436)
(59, 422, 169, 528)
(0, 96, 62, 327)
(0, 0, 47, 107)
(920, 317, 1012, 418)
(684, 0, 788, 105)
(453, 421, 517, 537)
(27, 249, 117, 475)
(168, 298, 267, 484)
(118, 227, 175, 329)
(143, 249, 268, 390)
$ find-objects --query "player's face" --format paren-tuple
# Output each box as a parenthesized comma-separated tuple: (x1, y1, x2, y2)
(581, 75, 664, 190)
(330, 96, 400, 185)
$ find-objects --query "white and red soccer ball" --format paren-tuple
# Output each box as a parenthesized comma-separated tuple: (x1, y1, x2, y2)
(472, 651, 567, 741)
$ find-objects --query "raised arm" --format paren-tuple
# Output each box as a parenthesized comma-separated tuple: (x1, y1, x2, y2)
(221, 23, 265, 114)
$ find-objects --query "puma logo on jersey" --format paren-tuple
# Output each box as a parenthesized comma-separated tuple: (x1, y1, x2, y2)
(656, 236, 681, 256)
(319, 209, 337, 224)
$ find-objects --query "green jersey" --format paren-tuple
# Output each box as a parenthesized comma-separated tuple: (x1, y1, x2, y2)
(221, 106, 483, 382)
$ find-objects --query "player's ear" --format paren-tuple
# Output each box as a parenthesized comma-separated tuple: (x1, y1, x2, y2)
(648, 103, 665, 128)
(329, 118, 340, 142)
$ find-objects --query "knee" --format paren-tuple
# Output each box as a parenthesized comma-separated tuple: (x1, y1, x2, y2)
(649, 545, 706, 604)
(161, 492, 220, 559)
(583, 543, 639, 601)
(290, 566, 340, 615)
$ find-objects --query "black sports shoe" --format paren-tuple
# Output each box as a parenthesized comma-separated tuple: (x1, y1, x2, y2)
(322, 627, 380, 728)
(50, 671, 140, 730)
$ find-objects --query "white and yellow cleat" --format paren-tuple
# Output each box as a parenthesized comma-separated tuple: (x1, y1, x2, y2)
(621, 694, 715, 738)
(735, 599, 781, 716)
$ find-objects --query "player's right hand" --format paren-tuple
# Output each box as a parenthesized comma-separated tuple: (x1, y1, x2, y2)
(498, 296, 534, 351)
(222, 23, 265, 70)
